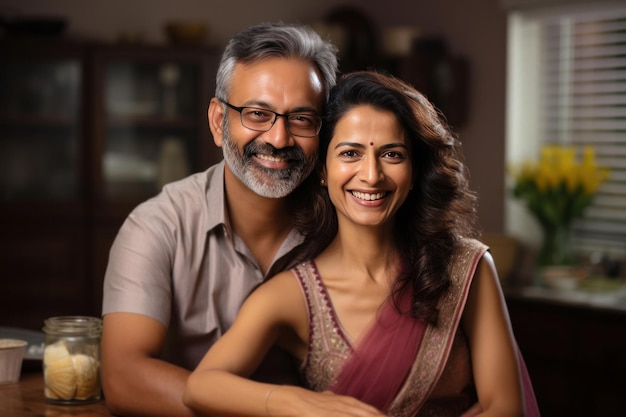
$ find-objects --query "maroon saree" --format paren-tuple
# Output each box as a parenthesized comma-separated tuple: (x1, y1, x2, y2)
(292, 238, 540, 417)
(328, 288, 426, 411)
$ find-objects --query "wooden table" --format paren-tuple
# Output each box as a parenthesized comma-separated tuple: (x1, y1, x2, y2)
(0, 371, 113, 416)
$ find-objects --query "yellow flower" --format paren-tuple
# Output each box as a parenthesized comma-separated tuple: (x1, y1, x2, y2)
(510, 145, 609, 228)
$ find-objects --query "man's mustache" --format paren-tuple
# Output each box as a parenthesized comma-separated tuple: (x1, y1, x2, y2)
(243, 141, 306, 163)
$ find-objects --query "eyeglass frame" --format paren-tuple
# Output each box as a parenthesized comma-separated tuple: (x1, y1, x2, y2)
(218, 98, 322, 138)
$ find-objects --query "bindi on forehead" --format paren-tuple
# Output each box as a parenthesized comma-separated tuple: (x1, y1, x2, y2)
(370, 141, 374, 146)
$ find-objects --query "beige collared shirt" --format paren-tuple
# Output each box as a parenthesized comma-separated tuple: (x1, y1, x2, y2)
(102, 161, 304, 370)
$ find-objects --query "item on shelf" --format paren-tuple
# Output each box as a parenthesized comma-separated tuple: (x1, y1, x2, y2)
(164, 21, 208, 44)
(106, 69, 160, 118)
(104, 152, 157, 183)
(160, 63, 180, 118)
(382, 25, 421, 57)
(158, 137, 189, 188)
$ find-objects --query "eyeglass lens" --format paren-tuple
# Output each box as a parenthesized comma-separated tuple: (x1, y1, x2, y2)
(239, 107, 321, 137)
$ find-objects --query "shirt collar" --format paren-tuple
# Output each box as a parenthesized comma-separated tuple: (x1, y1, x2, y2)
(204, 160, 228, 234)
(202, 160, 305, 273)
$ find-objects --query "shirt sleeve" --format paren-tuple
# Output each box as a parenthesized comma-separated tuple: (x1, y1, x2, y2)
(101, 197, 177, 327)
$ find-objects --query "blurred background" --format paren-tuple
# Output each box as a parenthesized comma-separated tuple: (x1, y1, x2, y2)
(0, 1, 625, 415)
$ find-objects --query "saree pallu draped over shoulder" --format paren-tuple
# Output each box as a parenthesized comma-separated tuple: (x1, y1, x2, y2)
(389, 239, 485, 416)
(293, 238, 540, 417)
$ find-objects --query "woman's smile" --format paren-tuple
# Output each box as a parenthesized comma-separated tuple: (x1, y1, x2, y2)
(325, 105, 412, 227)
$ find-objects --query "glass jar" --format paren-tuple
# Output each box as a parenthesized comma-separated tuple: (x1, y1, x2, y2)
(42, 316, 102, 404)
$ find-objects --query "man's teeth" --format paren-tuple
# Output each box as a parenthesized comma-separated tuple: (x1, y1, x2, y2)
(351, 191, 386, 201)
(257, 154, 284, 162)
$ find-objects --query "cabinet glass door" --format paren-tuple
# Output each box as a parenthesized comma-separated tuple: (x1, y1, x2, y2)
(0, 59, 81, 201)
(102, 60, 199, 201)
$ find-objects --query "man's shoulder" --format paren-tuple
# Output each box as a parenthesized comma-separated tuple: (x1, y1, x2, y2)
(129, 163, 224, 224)
(143, 163, 222, 205)
(163, 163, 223, 199)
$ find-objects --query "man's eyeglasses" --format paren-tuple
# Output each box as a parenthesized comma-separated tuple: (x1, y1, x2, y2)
(218, 98, 322, 138)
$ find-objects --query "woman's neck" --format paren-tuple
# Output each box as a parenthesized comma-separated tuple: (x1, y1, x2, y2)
(321, 224, 397, 284)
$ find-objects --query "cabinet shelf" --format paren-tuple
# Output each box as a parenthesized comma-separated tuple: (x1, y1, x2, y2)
(0, 115, 78, 126)
(106, 115, 197, 129)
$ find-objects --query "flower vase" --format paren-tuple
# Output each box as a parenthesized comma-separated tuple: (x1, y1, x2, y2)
(537, 222, 573, 267)
(536, 222, 578, 288)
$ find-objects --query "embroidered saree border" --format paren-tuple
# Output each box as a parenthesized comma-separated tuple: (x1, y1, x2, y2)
(388, 239, 487, 417)
(292, 261, 352, 390)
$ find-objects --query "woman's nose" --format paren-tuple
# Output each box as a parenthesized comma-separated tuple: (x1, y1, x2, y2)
(359, 156, 384, 184)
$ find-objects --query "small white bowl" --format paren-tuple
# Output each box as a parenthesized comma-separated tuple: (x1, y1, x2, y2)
(544, 276, 579, 291)
(0, 339, 28, 384)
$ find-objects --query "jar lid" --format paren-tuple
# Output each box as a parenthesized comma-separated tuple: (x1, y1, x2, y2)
(42, 316, 102, 336)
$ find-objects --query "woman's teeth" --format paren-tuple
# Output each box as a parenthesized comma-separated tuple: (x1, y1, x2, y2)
(351, 191, 386, 201)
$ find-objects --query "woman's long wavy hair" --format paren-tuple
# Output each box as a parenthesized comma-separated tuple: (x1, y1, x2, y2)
(294, 71, 479, 325)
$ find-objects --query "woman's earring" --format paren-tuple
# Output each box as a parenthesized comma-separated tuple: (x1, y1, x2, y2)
(320, 178, 326, 187)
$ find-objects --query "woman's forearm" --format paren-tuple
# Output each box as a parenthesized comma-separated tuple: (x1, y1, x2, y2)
(183, 369, 388, 417)
(184, 369, 277, 416)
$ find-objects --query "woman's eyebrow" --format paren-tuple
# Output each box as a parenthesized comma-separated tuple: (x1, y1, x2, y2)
(334, 142, 408, 150)
(334, 141, 365, 150)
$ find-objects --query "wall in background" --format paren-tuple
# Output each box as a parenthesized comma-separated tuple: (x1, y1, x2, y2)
(0, 0, 508, 232)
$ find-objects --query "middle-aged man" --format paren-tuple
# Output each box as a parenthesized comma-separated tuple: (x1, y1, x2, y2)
(100, 22, 338, 417)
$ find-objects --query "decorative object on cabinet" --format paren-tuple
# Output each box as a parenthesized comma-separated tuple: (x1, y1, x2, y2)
(381, 25, 421, 58)
(391, 37, 470, 129)
(164, 21, 208, 45)
(323, 6, 379, 73)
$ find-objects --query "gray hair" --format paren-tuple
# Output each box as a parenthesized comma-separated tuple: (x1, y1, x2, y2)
(215, 22, 338, 102)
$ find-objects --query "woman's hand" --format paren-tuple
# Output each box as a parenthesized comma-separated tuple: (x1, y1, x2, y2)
(268, 386, 389, 417)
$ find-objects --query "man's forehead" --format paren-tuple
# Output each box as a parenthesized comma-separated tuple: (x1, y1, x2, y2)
(229, 59, 324, 110)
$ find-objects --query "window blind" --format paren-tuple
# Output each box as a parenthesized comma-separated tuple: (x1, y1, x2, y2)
(539, 9, 626, 254)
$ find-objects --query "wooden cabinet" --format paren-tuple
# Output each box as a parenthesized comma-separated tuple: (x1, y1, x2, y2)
(506, 293, 626, 417)
(0, 40, 222, 330)
(90, 44, 222, 206)
(87, 43, 222, 311)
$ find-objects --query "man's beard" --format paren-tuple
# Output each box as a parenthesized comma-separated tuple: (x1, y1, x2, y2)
(221, 121, 317, 198)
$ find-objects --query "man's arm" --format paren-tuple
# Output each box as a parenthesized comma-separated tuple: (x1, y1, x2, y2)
(101, 312, 200, 417)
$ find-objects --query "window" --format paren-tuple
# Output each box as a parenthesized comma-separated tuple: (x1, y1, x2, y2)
(506, 1, 626, 259)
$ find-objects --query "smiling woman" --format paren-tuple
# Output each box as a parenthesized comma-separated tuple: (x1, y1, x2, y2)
(323, 105, 412, 228)
(182, 71, 539, 417)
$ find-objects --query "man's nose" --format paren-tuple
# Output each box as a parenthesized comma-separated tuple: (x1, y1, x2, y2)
(263, 116, 294, 149)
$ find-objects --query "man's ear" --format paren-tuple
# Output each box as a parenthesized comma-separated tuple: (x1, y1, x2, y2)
(208, 97, 224, 147)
